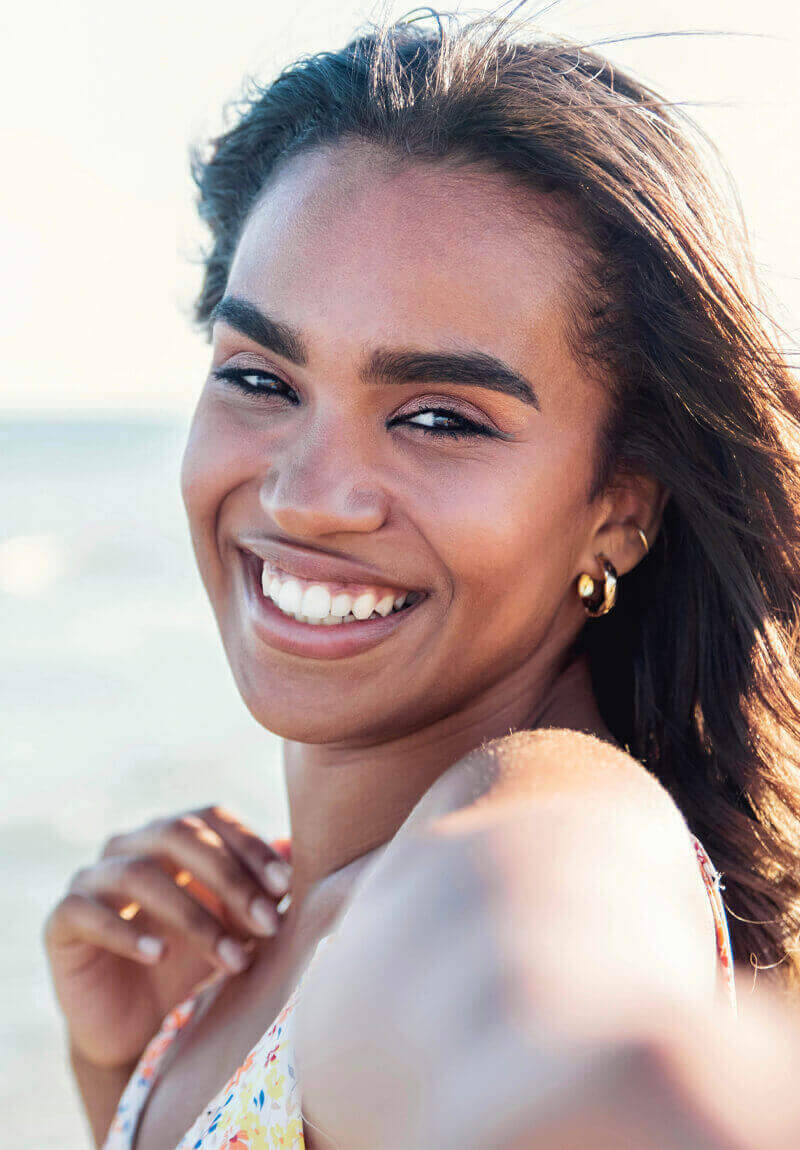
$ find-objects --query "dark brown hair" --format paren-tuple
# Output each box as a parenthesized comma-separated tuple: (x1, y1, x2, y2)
(191, 5, 800, 993)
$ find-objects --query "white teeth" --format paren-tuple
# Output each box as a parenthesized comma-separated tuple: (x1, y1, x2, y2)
(258, 559, 415, 626)
(262, 567, 282, 601)
(301, 584, 332, 620)
(277, 578, 303, 615)
(330, 593, 353, 618)
(352, 592, 377, 620)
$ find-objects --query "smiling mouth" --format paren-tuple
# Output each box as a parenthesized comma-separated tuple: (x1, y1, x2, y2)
(239, 549, 426, 627)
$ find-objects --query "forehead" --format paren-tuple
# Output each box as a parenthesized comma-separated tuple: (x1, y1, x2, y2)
(226, 142, 587, 376)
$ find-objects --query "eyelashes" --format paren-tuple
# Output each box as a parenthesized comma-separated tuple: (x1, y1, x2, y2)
(213, 367, 297, 402)
(397, 408, 495, 439)
(211, 367, 498, 440)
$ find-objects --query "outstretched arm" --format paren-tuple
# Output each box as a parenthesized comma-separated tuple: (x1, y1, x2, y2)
(293, 729, 796, 1148)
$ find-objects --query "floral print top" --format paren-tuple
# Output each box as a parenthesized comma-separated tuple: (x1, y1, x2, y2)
(101, 831, 737, 1150)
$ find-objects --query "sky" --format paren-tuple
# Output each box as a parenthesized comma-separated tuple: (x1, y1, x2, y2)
(1, 0, 798, 417)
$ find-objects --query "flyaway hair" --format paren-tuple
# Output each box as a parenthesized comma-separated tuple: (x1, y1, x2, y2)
(192, 3, 800, 994)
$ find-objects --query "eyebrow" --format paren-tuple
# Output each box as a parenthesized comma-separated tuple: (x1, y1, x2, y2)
(210, 295, 540, 410)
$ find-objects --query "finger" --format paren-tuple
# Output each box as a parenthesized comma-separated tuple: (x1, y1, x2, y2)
(71, 857, 253, 974)
(45, 892, 166, 965)
(102, 816, 281, 939)
(270, 836, 292, 864)
(196, 806, 293, 900)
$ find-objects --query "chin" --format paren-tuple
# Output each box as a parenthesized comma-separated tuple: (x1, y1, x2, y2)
(240, 698, 396, 746)
(227, 657, 407, 746)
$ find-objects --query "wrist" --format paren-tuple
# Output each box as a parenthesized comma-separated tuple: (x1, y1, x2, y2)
(68, 1041, 141, 1149)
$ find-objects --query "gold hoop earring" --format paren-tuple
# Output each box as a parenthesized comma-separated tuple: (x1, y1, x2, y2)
(577, 554, 618, 617)
(634, 525, 650, 554)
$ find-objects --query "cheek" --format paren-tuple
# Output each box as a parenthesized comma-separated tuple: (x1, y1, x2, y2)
(181, 403, 222, 541)
(180, 396, 257, 592)
(426, 443, 593, 619)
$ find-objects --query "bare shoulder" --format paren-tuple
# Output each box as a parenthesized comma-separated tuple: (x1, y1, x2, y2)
(403, 726, 694, 848)
(393, 727, 718, 1002)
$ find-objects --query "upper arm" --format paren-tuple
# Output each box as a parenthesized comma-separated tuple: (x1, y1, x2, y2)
(393, 728, 719, 1028)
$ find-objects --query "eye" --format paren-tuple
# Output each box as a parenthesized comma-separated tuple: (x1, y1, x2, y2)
(211, 370, 498, 439)
(395, 408, 497, 439)
(212, 366, 298, 402)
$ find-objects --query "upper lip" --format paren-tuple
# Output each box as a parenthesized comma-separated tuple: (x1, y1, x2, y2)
(237, 536, 422, 592)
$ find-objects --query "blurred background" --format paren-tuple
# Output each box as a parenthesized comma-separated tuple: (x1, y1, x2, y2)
(1, 0, 798, 1144)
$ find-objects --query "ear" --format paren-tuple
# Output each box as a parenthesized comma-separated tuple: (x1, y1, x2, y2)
(577, 469, 669, 581)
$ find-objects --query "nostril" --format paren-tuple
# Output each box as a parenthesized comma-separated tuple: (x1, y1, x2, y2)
(259, 472, 390, 536)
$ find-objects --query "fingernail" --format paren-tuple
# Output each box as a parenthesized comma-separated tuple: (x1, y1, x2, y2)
(250, 897, 278, 937)
(136, 936, 164, 961)
(263, 860, 291, 897)
(217, 936, 249, 972)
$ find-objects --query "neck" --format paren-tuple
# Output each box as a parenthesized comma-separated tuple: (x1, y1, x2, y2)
(282, 642, 611, 923)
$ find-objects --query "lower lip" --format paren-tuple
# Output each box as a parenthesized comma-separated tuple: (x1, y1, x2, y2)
(238, 550, 425, 661)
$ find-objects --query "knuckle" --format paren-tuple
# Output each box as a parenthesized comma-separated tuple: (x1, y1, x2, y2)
(44, 893, 84, 943)
(100, 833, 123, 858)
(59, 891, 87, 915)
(170, 815, 201, 841)
(119, 855, 154, 887)
(68, 865, 94, 892)
(44, 895, 68, 929)
(172, 815, 220, 852)
(140, 814, 169, 838)
(199, 803, 234, 826)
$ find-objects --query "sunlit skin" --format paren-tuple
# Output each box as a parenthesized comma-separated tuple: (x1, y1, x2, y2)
(180, 140, 664, 916)
(45, 142, 672, 1150)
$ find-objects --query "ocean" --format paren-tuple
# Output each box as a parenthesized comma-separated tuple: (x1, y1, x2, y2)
(0, 417, 288, 1147)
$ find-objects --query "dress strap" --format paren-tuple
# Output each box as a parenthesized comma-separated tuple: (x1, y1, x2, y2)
(690, 834, 738, 1017)
(101, 989, 203, 1148)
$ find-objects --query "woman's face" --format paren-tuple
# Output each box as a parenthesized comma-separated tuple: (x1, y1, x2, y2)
(181, 144, 612, 745)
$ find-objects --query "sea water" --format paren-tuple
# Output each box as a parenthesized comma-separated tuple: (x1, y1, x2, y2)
(0, 417, 287, 1147)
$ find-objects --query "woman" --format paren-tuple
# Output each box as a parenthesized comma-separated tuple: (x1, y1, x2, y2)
(45, 6, 800, 1148)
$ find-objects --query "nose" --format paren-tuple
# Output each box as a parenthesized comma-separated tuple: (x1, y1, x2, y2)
(259, 425, 390, 539)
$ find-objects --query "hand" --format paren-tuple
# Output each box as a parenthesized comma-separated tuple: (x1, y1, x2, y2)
(44, 806, 292, 1070)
